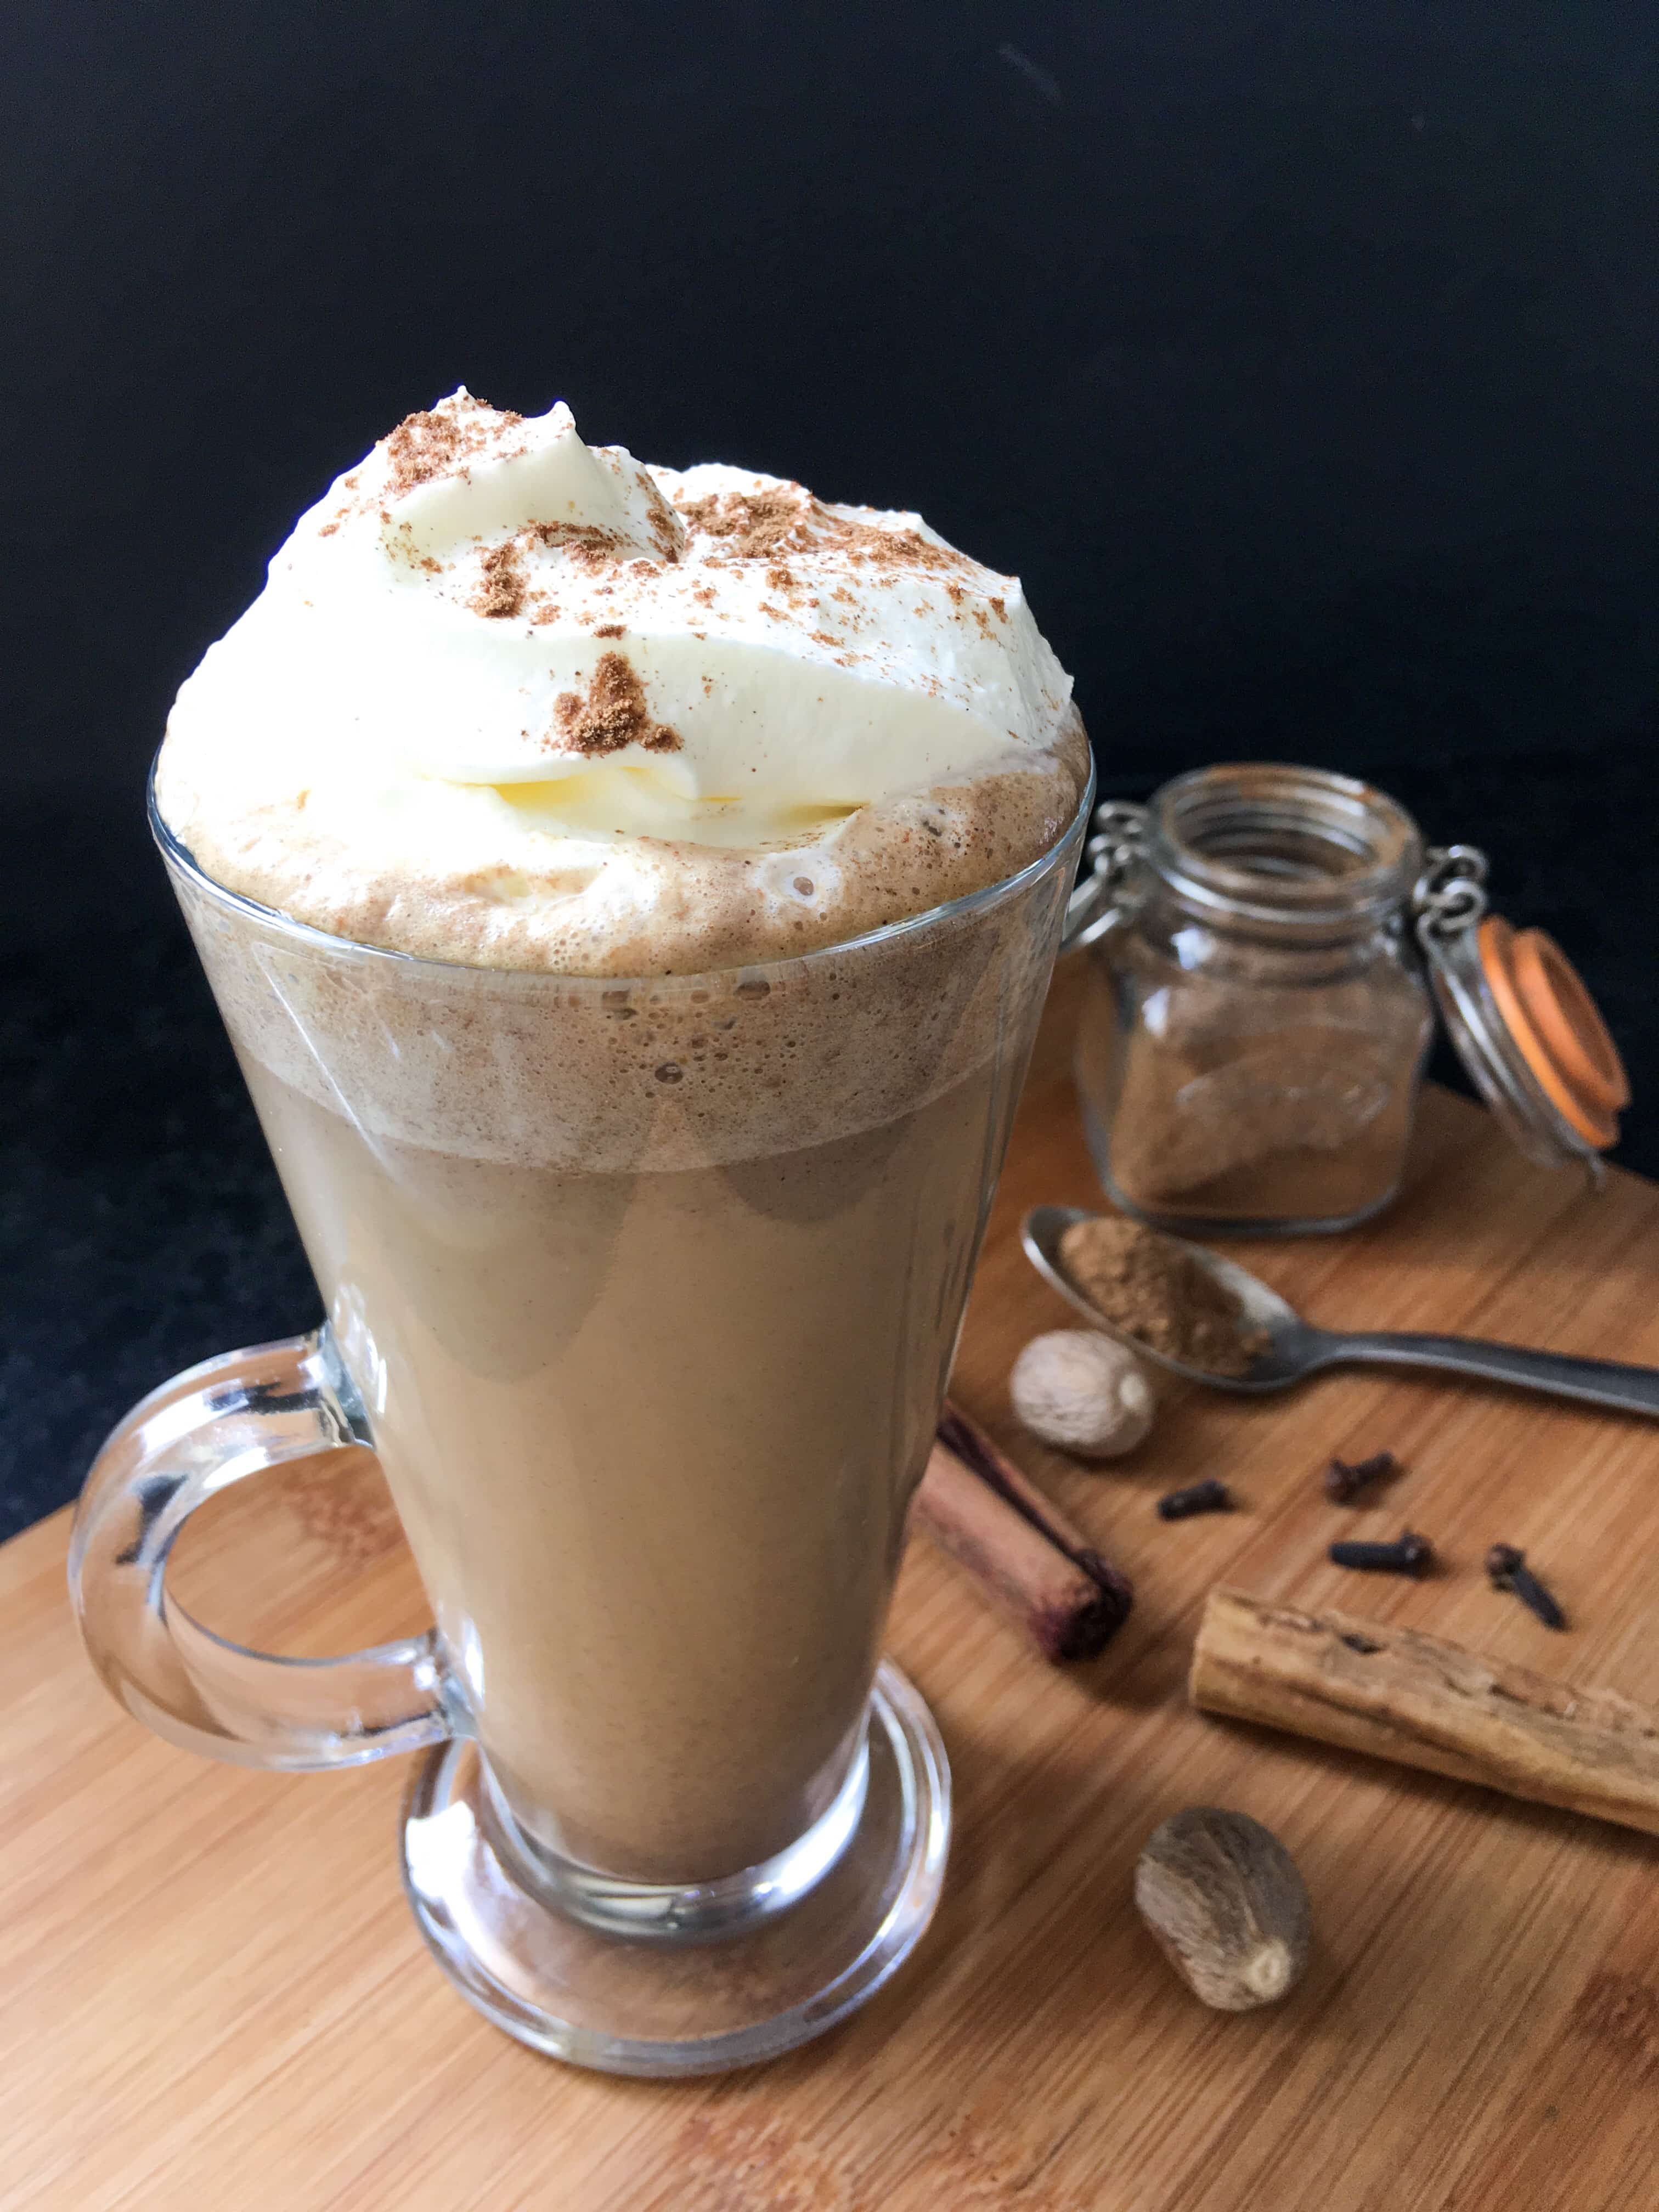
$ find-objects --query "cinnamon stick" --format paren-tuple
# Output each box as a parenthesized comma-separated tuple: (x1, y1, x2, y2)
(912, 1404, 1133, 1662)
(1190, 1585, 1659, 1838)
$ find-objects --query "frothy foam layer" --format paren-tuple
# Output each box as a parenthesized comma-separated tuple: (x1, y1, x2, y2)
(179, 822, 1077, 1176)
(155, 392, 1087, 972)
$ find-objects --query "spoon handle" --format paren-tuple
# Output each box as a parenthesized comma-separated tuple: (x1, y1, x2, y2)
(1328, 1330, 1659, 1418)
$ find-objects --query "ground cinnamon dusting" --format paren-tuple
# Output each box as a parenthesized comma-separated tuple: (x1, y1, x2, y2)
(471, 540, 527, 619)
(1058, 1216, 1268, 1378)
(521, 520, 629, 575)
(383, 399, 522, 495)
(641, 477, 686, 561)
(551, 652, 681, 755)
(675, 486, 970, 572)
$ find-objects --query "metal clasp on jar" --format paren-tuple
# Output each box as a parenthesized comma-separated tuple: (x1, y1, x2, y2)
(1410, 844, 1491, 945)
(1061, 800, 1150, 953)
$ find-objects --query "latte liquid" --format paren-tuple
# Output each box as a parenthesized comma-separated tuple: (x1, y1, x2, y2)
(248, 1061, 995, 1881)
(185, 853, 1067, 1886)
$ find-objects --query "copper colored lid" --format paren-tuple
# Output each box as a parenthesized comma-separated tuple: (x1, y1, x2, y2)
(1477, 916, 1629, 1151)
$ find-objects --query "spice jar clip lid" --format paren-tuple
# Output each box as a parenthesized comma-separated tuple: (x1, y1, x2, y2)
(1413, 849, 1629, 1180)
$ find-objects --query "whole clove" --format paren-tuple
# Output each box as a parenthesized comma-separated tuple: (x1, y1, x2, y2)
(1328, 1529, 1434, 1577)
(1486, 1543, 1567, 1631)
(1158, 1479, 1233, 1521)
(1323, 1451, 1399, 1504)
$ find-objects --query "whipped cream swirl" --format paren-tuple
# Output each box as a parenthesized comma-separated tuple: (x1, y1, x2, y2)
(156, 392, 1087, 971)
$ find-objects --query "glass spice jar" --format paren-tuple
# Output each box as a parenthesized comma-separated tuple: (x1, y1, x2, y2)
(1065, 763, 1628, 1237)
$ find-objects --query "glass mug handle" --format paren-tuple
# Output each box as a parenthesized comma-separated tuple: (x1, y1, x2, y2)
(67, 1328, 458, 1770)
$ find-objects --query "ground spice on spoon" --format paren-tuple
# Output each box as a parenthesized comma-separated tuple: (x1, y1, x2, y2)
(1059, 1215, 1268, 1379)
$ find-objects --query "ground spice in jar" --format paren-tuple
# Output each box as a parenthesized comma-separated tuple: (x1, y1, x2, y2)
(1058, 1215, 1268, 1378)
(1101, 1018, 1425, 1222)
(1071, 764, 1437, 1233)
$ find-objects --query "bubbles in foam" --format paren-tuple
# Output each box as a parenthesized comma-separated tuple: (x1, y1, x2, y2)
(173, 806, 1081, 1179)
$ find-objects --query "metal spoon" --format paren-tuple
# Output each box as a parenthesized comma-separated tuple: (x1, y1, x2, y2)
(1022, 1205, 1659, 1417)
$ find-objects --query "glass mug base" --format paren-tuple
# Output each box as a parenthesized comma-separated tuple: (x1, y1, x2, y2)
(401, 1661, 949, 2076)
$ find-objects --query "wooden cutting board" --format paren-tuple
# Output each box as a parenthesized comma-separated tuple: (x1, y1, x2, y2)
(8, 961, 1659, 2212)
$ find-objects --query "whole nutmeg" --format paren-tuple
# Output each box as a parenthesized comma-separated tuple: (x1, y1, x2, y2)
(1134, 1807, 1311, 2011)
(1009, 1330, 1154, 1460)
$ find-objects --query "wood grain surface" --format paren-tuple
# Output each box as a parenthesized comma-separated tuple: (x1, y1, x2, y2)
(7, 960, 1659, 2212)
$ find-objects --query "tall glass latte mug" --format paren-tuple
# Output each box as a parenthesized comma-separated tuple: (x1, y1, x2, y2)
(70, 771, 1091, 2074)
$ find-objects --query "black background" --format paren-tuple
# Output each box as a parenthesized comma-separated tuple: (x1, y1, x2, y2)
(6, 2, 1658, 1533)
